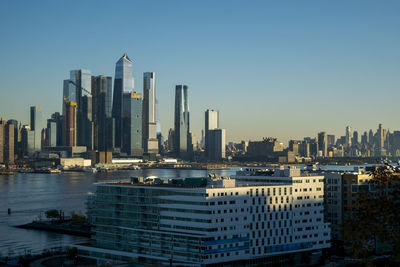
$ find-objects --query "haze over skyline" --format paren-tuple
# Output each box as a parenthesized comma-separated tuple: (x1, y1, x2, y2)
(0, 0, 399, 144)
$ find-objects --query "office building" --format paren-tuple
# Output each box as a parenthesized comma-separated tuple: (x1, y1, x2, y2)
(317, 132, 327, 157)
(327, 135, 335, 147)
(122, 92, 143, 156)
(0, 119, 14, 164)
(174, 85, 192, 159)
(345, 126, 352, 148)
(21, 125, 35, 156)
(64, 101, 77, 147)
(247, 138, 284, 160)
(322, 172, 343, 242)
(76, 167, 330, 266)
(361, 131, 368, 145)
(45, 120, 57, 147)
(49, 112, 64, 147)
(205, 109, 219, 159)
(377, 124, 384, 152)
(352, 131, 358, 146)
(92, 75, 114, 152)
(6, 119, 21, 159)
(208, 128, 226, 161)
(167, 128, 174, 152)
(63, 79, 76, 116)
(68, 69, 93, 150)
(112, 54, 134, 150)
(142, 72, 158, 154)
(30, 106, 44, 152)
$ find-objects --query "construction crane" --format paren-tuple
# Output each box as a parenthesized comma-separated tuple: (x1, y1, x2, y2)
(68, 80, 92, 96)
(63, 92, 74, 102)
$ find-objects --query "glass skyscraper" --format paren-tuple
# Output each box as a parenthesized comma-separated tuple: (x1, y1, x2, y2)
(112, 54, 134, 150)
(174, 85, 192, 159)
(122, 92, 142, 156)
(71, 69, 93, 150)
(63, 69, 93, 149)
(30, 106, 44, 151)
(92, 75, 114, 152)
(205, 109, 219, 159)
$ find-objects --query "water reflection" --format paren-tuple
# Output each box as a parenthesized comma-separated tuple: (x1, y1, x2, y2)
(0, 168, 237, 256)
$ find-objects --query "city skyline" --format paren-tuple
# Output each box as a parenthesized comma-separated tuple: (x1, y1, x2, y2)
(1, 1, 400, 143)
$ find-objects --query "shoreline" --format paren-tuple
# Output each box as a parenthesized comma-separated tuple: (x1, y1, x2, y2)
(16, 221, 91, 238)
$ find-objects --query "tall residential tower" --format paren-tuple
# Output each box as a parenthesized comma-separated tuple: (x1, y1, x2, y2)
(142, 72, 158, 154)
(174, 85, 192, 159)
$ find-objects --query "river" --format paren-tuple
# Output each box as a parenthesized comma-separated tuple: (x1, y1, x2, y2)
(0, 168, 239, 257)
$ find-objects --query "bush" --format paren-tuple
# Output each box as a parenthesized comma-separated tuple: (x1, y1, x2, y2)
(71, 212, 86, 222)
(45, 209, 60, 219)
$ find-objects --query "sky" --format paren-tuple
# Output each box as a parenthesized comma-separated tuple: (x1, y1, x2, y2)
(0, 0, 399, 144)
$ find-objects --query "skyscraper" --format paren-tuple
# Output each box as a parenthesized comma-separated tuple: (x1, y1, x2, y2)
(142, 72, 158, 154)
(122, 92, 142, 156)
(352, 131, 359, 146)
(205, 109, 219, 159)
(0, 119, 14, 164)
(207, 129, 226, 161)
(30, 106, 44, 152)
(45, 119, 57, 147)
(112, 54, 134, 150)
(345, 126, 352, 148)
(62, 79, 76, 116)
(69, 69, 93, 150)
(368, 129, 374, 145)
(64, 101, 77, 147)
(6, 119, 21, 159)
(317, 132, 328, 157)
(327, 135, 335, 147)
(49, 112, 64, 147)
(92, 75, 114, 152)
(361, 131, 368, 145)
(174, 85, 192, 159)
(378, 124, 384, 150)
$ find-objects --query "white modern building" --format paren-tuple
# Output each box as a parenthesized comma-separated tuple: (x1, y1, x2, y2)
(76, 167, 330, 266)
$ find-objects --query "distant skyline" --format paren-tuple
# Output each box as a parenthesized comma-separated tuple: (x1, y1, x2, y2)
(0, 0, 399, 144)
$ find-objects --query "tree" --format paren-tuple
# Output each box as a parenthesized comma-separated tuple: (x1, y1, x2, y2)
(71, 211, 86, 222)
(45, 209, 60, 220)
(343, 162, 400, 262)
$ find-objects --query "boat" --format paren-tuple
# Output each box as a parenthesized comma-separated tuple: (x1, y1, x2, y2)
(84, 168, 98, 173)
(130, 165, 141, 170)
(34, 168, 61, 174)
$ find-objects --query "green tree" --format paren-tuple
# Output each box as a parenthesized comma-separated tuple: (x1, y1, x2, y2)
(71, 211, 86, 222)
(343, 163, 400, 262)
(45, 209, 60, 219)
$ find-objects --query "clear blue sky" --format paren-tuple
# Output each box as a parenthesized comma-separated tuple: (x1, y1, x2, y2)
(0, 0, 399, 144)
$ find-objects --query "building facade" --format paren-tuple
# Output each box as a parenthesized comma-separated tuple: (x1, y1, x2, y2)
(77, 167, 330, 266)
(174, 85, 192, 159)
(208, 128, 226, 161)
(317, 132, 327, 158)
(142, 72, 158, 154)
(92, 75, 114, 152)
(205, 109, 219, 159)
(0, 119, 14, 164)
(68, 69, 93, 150)
(30, 106, 44, 152)
(112, 54, 134, 150)
(64, 101, 77, 147)
(122, 92, 143, 156)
